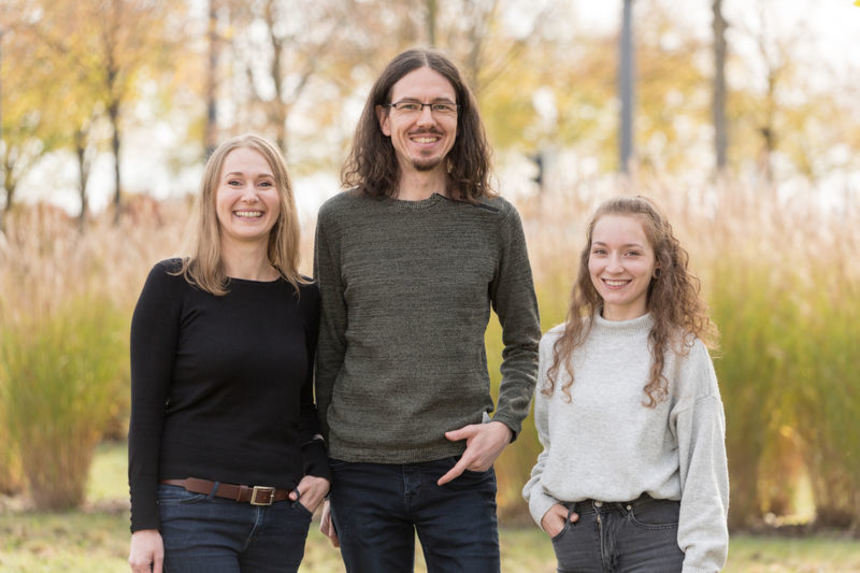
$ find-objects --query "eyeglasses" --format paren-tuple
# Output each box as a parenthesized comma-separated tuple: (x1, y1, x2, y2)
(384, 99, 459, 117)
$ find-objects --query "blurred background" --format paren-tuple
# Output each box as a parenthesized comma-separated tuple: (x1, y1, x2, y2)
(0, 0, 858, 571)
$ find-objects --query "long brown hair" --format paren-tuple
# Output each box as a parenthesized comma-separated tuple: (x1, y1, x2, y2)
(341, 48, 493, 202)
(545, 195, 717, 406)
(176, 134, 306, 295)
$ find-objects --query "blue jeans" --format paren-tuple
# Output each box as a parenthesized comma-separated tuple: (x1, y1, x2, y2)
(328, 457, 500, 573)
(157, 484, 312, 573)
(551, 495, 684, 572)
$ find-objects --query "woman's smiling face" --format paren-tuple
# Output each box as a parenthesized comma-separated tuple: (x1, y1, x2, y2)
(215, 147, 281, 249)
(588, 213, 657, 321)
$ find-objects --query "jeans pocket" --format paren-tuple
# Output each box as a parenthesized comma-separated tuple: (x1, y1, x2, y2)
(628, 499, 680, 530)
(550, 520, 572, 542)
(551, 516, 594, 573)
(292, 499, 314, 518)
(438, 456, 496, 492)
(328, 457, 351, 472)
(157, 484, 209, 506)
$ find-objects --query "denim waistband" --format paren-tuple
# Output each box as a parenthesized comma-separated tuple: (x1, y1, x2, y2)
(569, 493, 679, 515)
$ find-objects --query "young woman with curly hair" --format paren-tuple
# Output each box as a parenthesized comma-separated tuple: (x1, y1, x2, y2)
(522, 195, 729, 572)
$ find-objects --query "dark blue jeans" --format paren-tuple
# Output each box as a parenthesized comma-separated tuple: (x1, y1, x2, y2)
(328, 457, 501, 573)
(551, 495, 684, 572)
(158, 484, 312, 573)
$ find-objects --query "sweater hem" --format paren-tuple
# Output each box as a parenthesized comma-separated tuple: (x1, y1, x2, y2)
(328, 443, 466, 464)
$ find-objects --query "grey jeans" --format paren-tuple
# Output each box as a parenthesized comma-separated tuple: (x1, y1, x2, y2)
(551, 494, 684, 573)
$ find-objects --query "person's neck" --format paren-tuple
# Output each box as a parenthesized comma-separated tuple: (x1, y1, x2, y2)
(395, 168, 448, 201)
(220, 239, 278, 281)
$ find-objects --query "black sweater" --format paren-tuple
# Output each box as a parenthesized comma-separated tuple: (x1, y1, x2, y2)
(128, 259, 329, 532)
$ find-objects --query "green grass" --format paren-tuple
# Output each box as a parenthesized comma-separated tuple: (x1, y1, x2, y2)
(0, 512, 130, 572)
(85, 442, 129, 507)
(0, 442, 858, 572)
(726, 535, 860, 572)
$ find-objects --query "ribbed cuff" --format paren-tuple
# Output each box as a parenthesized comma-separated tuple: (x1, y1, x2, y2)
(529, 490, 560, 531)
(302, 439, 332, 482)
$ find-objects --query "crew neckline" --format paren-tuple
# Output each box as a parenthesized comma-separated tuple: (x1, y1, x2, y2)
(384, 192, 447, 210)
(594, 312, 653, 331)
(227, 275, 283, 285)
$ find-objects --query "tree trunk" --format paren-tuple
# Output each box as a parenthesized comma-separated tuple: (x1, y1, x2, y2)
(0, 30, 5, 235)
(74, 128, 90, 233)
(1, 156, 16, 235)
(263, 0, 288, 156)
(619, 0, 635, 174)
(205, 0, 219, 158)
(425, 0, 437, 47)
(712, 0, 728, 173)
(109, 98, 121, 225)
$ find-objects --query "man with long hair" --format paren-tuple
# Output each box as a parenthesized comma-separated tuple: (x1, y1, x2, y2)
(313, 48, 540, 571)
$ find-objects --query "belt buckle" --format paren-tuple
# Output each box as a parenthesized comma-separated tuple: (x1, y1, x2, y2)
(250, 485, 275, 506)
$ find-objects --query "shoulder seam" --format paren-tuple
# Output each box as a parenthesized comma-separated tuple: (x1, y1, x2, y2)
(672, 392, 722, 416)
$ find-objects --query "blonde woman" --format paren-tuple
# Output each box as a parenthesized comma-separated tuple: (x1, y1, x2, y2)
(128, 134, 329, 573)
(523, 196, 729, 572)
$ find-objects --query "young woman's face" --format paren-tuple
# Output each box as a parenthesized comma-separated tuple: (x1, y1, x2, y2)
(215, 147, 281, 248)
(588, 214, 657, 321)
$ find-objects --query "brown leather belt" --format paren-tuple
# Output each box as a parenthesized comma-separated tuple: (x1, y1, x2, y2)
(161, 477, 292, 506)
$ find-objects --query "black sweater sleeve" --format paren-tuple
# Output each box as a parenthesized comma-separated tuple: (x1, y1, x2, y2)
(298, 283, 331, 481)
(128, 260, 183, 532)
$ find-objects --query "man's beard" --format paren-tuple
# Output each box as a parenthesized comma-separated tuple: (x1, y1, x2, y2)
(411, 155, 445, 172)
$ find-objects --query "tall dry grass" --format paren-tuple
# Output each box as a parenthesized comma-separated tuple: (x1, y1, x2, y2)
(0, 178, 856, 527)
(0, 200, 188, 508)
(699, 183, 858, 529)
(1, 296, 126, 508)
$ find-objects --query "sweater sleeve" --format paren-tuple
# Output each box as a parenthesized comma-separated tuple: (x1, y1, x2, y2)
(298, 283, 331, 482)
(521, 333, 561, 528)
(672, 343, 730, 572)
(489, 203, 541, 439)
(128, 261, 183, 532)
(313, 203, 346, 440)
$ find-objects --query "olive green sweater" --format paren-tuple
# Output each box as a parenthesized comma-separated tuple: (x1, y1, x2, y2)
(313, 191, 540, 463)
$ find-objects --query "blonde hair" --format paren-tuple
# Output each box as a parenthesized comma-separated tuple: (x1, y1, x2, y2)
(176, 134, 306, 295)
(545, 195, 718, 406)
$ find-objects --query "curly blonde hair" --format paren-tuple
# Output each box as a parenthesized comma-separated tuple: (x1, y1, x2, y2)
(544, 195, 717, 406)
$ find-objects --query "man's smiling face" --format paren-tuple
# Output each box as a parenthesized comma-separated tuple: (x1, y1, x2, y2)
(377, 66, 458, 175)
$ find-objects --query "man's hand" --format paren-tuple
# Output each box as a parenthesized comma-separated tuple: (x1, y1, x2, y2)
(288, 475, 330, 514)
(318, 499, 340, 547)
(129, 529, 164, 573)
(540, 503, 579, 538)
(437, 421, 512, 486)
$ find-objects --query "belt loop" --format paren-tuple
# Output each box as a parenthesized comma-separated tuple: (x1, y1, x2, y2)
(208, 481, 220, 499)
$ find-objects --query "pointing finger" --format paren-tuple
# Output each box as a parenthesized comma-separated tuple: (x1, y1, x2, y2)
(437, 457, 468, 486)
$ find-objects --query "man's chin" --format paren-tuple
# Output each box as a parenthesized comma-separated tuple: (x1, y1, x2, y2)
(411, 158, 444, 172)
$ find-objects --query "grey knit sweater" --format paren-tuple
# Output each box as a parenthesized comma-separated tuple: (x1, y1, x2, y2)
(522, 313, 729, 573)
(313, 191, 540, 463)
